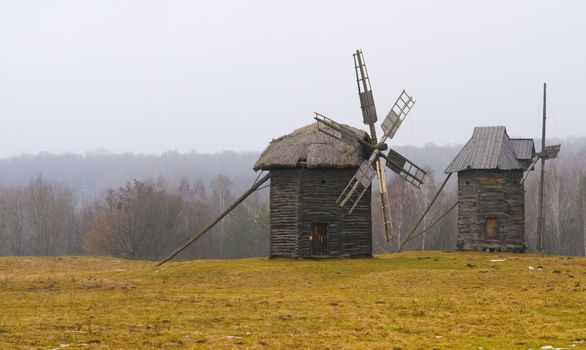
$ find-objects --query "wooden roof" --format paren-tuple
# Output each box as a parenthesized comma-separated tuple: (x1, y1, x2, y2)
(445, 126, 534, 173)
(510, 138, 535, 160)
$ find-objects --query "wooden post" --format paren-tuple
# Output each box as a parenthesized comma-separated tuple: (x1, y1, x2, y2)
(537, 83, 546, 254)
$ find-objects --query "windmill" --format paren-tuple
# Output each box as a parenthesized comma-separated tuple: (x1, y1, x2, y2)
(314, 49, 427, 242)
(401, 83, 561, 253)
(158, 49, 426, 265)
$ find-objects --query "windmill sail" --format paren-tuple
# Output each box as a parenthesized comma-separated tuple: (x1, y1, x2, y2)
(337, 159, 377, 213)
(520, 144, 561, 184)
(314, 113, 370, 147)
(520, 155, 540, 184)
(353, 50, 378, 125)
(542, 144, 561, 159)
(383, 149, 427, 188)
(381, 90, 415, 141)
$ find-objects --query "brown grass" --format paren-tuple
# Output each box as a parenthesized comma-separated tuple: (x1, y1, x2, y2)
(0, 252, 585, 349)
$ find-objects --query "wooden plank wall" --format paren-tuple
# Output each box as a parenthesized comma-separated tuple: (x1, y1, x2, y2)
(269, 168, 372, 258)
(269, 169, 300, 257)
(457, 170, 526, 252)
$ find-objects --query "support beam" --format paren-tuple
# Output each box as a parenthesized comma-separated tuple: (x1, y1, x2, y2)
(399, 172, 452, 251)
(157, 173, 271, 266)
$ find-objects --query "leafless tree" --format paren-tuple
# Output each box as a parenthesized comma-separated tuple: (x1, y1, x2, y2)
(84, 180, 183, 259)
(580, 175, 586, 255)
(210, 175, 233, 258)
(175, 178, 214, 258)
(0, 186, 27, 255)
(26, 175, 76, 255)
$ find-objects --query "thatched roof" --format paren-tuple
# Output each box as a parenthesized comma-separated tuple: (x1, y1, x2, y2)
(254, 122, 370, 171)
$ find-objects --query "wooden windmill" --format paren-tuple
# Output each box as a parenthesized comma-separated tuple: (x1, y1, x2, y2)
(158, 49, 426, 264)
(314, 49, 427, 242)
(401, 83, 560, 253)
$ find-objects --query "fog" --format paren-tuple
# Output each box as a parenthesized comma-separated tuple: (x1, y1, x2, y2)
(0, 0, 585, 157)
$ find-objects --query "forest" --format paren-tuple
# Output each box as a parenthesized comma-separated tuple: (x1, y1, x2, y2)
(0, 137, 584, 259)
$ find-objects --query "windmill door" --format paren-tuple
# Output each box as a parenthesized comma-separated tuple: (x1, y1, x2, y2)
(485, 217, 497, 240)
(311, 223, 328, 256)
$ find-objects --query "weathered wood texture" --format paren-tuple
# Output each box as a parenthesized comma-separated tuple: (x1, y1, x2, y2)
(269, 169, 300, 257)
(269, 168, 372, 258)
(456, 169, 526, 252)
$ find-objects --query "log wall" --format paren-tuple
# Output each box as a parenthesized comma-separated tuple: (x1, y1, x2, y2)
(456, 169, 526, 252)
(269, 169, 300, 257)
(269, 168, 372, 258)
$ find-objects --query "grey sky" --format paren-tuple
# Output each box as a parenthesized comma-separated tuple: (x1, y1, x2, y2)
(0, 1, 584, 157)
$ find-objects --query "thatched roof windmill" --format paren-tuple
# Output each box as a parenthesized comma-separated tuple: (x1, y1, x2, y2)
(253, 123, 374, 258)
(311, 49, 427, 242)
(158, 49, 426, 263)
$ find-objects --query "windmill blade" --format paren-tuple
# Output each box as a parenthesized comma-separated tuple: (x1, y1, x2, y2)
(520, 155, 540, 184)
(374, 159, 393, 241)
(380, 90, 415, 143)
(542, 144, 561, 160)
(314, 112, 371, 148)
(353, 50, 378, 127)
(521, 145, 561, 184)
(382, 149, 427, 188)
(337, 157, 377, 213)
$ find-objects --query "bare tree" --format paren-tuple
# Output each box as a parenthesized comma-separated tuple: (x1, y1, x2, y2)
(210, 175, 234, 258)
(416, 169, 439, 250)
(0, 186, 27, 255)
(176, 178, 213, 258)
(84, 180, 183, 259)
(387, 174, 419, 252)
(26, 175, 76, 255)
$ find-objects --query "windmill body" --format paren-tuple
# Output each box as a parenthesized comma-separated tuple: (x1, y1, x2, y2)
(445, 126, 536, 252)
(254, 124, 373, 258)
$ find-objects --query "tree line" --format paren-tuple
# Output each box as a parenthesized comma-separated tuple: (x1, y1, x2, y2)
(0, 175, 269, 259)
(0, 137, 584, 258)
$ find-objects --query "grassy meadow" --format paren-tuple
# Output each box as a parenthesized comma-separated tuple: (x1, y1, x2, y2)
(0, 252, 585, 349)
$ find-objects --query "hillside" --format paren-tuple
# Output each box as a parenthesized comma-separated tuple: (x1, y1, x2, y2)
(0, 252, 585, 349)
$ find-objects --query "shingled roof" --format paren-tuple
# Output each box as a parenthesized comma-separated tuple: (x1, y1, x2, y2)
(254, 122, 370, 171)
(445, 126, 534, 173)
(510, 138, 535, 160)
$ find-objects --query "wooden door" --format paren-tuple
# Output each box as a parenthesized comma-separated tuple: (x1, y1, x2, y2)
(311, 223, 328, 256)
(485, 217, 497, 240)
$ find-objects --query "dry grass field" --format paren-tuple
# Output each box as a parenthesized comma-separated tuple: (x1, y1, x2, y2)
(0, 251, 585, 349)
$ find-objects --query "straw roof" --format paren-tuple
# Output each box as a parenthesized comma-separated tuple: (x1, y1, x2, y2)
(254, 122, 370, 171)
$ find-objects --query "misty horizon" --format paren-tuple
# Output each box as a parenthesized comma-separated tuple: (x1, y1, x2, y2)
(0, 134, 582, 161)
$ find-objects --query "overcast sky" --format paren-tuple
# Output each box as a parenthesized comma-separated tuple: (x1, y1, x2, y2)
(0, 1, 584, 157)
